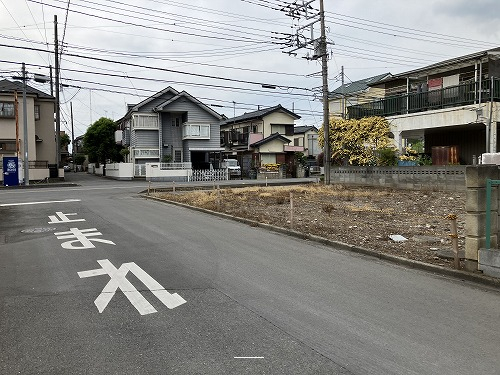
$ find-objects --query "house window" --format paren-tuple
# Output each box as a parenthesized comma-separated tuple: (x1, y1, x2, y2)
(285, 125, 294, 136)
(34, 105, 40, 121)
(172, 117, 181, 127)
(182, 123, 210, 139)
(174, 149, 182, 162)
(0, 102, 14, 118)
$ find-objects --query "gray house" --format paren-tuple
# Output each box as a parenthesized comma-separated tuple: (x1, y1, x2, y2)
(116, 87, 224, 176)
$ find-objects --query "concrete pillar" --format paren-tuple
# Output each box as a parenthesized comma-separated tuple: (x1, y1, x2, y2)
(465, 165, 499, 271)
(392, 130, 403, 153)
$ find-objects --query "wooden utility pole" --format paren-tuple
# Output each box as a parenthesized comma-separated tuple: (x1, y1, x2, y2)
(14, 91, 19, 157)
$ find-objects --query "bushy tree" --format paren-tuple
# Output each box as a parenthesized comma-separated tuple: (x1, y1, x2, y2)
(318, 116, 394, 166)
(60, 133, 71, 149)
(83, 117, 122, 164)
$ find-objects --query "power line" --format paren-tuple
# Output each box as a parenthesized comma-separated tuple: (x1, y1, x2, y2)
(0, 43, 314, 92)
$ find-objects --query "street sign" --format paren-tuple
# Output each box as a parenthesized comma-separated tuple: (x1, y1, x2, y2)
(2, 156, 19, 186)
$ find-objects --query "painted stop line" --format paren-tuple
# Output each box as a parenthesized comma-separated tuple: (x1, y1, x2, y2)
(78, 259, 186, 315)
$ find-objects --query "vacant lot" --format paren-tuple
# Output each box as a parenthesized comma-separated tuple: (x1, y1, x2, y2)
(154, 184, 466, 269)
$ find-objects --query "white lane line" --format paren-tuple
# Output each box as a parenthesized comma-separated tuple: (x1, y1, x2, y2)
(234, 357, 265, 360)
(0, 199, 81, 207)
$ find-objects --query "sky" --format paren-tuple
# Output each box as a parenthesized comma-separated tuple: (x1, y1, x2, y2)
(1, 0, 499, 140)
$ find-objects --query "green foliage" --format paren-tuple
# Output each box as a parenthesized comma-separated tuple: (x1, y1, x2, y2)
(161, 154, 172, 163)
(120, 147, 130, 159)
(294, 151, 307, 167)
(60, 133, 71, 148)
(408, 139, 424, 153)
(74, 153, 86, 165)
(377, 147, 398, 166)
(318, 116, 394, 166)
(83, 117, 121, 164)
(416, 154, 432, 166)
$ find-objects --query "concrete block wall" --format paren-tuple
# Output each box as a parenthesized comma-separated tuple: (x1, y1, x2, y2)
(464, 165, 499, 271)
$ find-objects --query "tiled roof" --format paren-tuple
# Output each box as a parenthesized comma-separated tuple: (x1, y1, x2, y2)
(0, 79, 53, 99)
(250, 132, 291, 147)
(329, 73, 391, 98)
(221, 104, 300, 125)
(294, 125, 317, 134)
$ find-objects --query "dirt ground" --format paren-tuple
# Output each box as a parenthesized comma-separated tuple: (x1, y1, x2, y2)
(154, 184, 466, 269)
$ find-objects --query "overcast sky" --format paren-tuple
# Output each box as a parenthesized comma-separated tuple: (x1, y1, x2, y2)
(1, 0, 499, 138)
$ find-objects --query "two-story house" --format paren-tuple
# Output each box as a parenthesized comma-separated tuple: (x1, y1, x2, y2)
(116, 87, 224, 177)
(346, 47, 500, 164)
(329, 72, 392, 119)
(291, 125, 320, 161)
(220, 105, 302, 176)
(0, 79, 55, 183)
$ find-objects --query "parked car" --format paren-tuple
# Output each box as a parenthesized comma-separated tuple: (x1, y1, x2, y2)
(63, 165, 71, 172)
(221, 159, 241, 178)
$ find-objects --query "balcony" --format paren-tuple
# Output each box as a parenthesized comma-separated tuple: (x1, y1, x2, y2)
(348, 78, 500, 119)
(133, 148, 159, 158)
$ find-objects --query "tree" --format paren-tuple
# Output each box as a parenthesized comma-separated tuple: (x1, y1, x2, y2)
(60, 133, 71, 149)
(83, 117, 122, 164)
(74, 153, 86, 165)
(318, 116, 394, 166)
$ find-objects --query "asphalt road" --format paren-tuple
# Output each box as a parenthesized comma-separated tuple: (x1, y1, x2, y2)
(1, 173, 500, 374)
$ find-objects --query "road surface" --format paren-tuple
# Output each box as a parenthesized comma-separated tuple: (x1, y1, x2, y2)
(1, 173, 499, 374)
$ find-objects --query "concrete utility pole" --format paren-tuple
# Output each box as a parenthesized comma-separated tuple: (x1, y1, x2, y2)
(282, 0, 331, 184)
(319, 0, 330, 184)
(54, 15, 61, 167)
(22, 63, 29, 185)
(71, 101, 75, 171)
(341, 65, 345, 119)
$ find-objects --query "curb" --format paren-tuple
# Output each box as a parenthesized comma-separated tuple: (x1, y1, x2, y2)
(0, 182, 79, 189)
(144, 194, 500, 290)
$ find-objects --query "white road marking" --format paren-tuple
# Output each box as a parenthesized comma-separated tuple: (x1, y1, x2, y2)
(55, 228, 116, 249)
(78, 259, 186, 315)
(0, 199, 81, 207)
(234, 357, 265, 359)
(48, 211, 85, 224)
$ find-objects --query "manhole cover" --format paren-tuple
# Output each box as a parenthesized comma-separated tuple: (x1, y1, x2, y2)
(21, 227, 57, 234)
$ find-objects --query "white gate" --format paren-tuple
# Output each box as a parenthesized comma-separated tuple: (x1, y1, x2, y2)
(134, 164, 147, 177)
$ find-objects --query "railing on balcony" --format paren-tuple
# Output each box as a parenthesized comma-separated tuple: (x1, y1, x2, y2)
(133, 148, 159, 158)
(348, 77, 500, 119)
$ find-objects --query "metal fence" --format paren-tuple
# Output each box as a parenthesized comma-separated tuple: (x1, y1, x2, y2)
(190, 169, 228, 182)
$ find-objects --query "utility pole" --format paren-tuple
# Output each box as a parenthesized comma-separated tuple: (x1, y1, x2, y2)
(282, 0, 330, 184)
(341, 65, 345, 119)
(319, 0, 330, 184)
(71, 101, 75, 172)
(14, 91, 19, 157)
(22, 63, 29, 185)
(54, 15, 61, 168)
